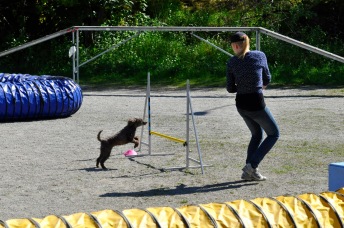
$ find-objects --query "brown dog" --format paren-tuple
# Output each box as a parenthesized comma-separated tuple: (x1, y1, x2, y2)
(96, 118, 147, 170)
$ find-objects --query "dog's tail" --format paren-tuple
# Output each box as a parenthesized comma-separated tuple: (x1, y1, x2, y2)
(97, 130, 103, 142)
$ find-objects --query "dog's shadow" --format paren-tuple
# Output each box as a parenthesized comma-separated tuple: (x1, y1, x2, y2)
(82, 158, 165, 175)
(100, 181, 258, 198)
(76, 156, 161, 173)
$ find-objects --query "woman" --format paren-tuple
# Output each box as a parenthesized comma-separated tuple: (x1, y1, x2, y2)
(226, 32, 280, 181)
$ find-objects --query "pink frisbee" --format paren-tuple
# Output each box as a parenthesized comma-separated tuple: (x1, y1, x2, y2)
(124, 149, 137, 157)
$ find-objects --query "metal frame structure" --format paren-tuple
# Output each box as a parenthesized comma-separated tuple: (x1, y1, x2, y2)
(69, 26, 344, 83)
(1, 26, 343, 83)
(138, 72, 209, 174)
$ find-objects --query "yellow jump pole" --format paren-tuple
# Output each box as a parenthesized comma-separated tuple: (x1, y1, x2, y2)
(150, 131, 187, 146)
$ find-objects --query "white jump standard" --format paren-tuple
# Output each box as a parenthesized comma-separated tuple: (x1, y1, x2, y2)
(138, 72, 210, 174)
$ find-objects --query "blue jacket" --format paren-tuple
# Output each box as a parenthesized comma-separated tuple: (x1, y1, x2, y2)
(226, 50, 271, 94)
(226, 50, 271, 111)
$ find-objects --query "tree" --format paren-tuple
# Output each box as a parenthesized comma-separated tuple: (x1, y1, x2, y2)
(0, 0, 150, 48)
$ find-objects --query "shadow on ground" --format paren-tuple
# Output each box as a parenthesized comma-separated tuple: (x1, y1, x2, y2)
(100, 181, 258, 197)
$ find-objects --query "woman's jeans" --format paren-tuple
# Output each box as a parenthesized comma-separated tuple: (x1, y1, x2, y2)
(237, 107, 280, 169)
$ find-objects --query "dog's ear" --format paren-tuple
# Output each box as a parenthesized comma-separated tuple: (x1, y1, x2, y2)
(127, 118, 135, 126)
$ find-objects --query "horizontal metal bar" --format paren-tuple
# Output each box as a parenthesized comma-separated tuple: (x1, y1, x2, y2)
(163, 165, 212, 171)
(72, 26, 258, 32)
(125, 153, 175, 157)
(259, 27, 344, 63)
(0, 27, 75, 58)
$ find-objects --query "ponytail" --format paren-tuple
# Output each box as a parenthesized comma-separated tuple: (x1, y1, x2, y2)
(237, 35, 250, 59)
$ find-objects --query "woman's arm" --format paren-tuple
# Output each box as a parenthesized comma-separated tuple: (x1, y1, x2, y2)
(261, 52, 271, 87)
(226, 61, 237, 93)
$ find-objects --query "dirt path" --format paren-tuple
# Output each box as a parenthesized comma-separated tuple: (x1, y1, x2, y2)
(1, 86, 343, 220)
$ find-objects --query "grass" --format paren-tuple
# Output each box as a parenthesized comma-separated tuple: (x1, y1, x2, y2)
(180, 199, 188, 204)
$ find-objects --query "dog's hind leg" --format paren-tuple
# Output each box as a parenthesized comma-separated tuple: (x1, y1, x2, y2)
(96, 156, 102, 168)
(99, 147, 112, 170)
(96, 144, 107, 168)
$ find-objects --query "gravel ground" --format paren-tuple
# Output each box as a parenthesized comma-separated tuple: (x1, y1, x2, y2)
(1, 85, 343, 221)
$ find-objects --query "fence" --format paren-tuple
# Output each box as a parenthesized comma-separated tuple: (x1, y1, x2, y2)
(1, 26, 343, 83)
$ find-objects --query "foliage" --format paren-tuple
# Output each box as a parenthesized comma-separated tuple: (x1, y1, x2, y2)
(78, 31, 229, 86)
(0, 0, 343, 86)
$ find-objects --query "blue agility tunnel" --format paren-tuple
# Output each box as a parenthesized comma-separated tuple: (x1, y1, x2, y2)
(0, 73, 82, 121)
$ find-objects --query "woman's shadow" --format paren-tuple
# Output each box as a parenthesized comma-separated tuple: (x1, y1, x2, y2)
(100, 181, 258, 198)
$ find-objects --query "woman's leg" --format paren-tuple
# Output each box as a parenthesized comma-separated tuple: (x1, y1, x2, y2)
(237, 109, 264, 164)
(248, 107, 279, 168)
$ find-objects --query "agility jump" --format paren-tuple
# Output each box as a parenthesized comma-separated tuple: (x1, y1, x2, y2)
(138, 72, 209, 174)
(150, 131, 187, 146)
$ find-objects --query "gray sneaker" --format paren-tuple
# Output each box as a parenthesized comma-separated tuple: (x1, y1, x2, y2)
(242, 163, 267, 181)
(241, 171, 254, 181)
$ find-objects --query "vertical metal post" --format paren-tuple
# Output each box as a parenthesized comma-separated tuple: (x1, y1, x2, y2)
(138, 72, 174, 157)
(187, 80, 205, 174)
(72, 31, 75, 81)
(139, 73, 148, 153)
(256, 29, 261, 51)
(186, 80, 190, 168)
(147, 72, 152, 155)
(76, 30, 80, 83)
